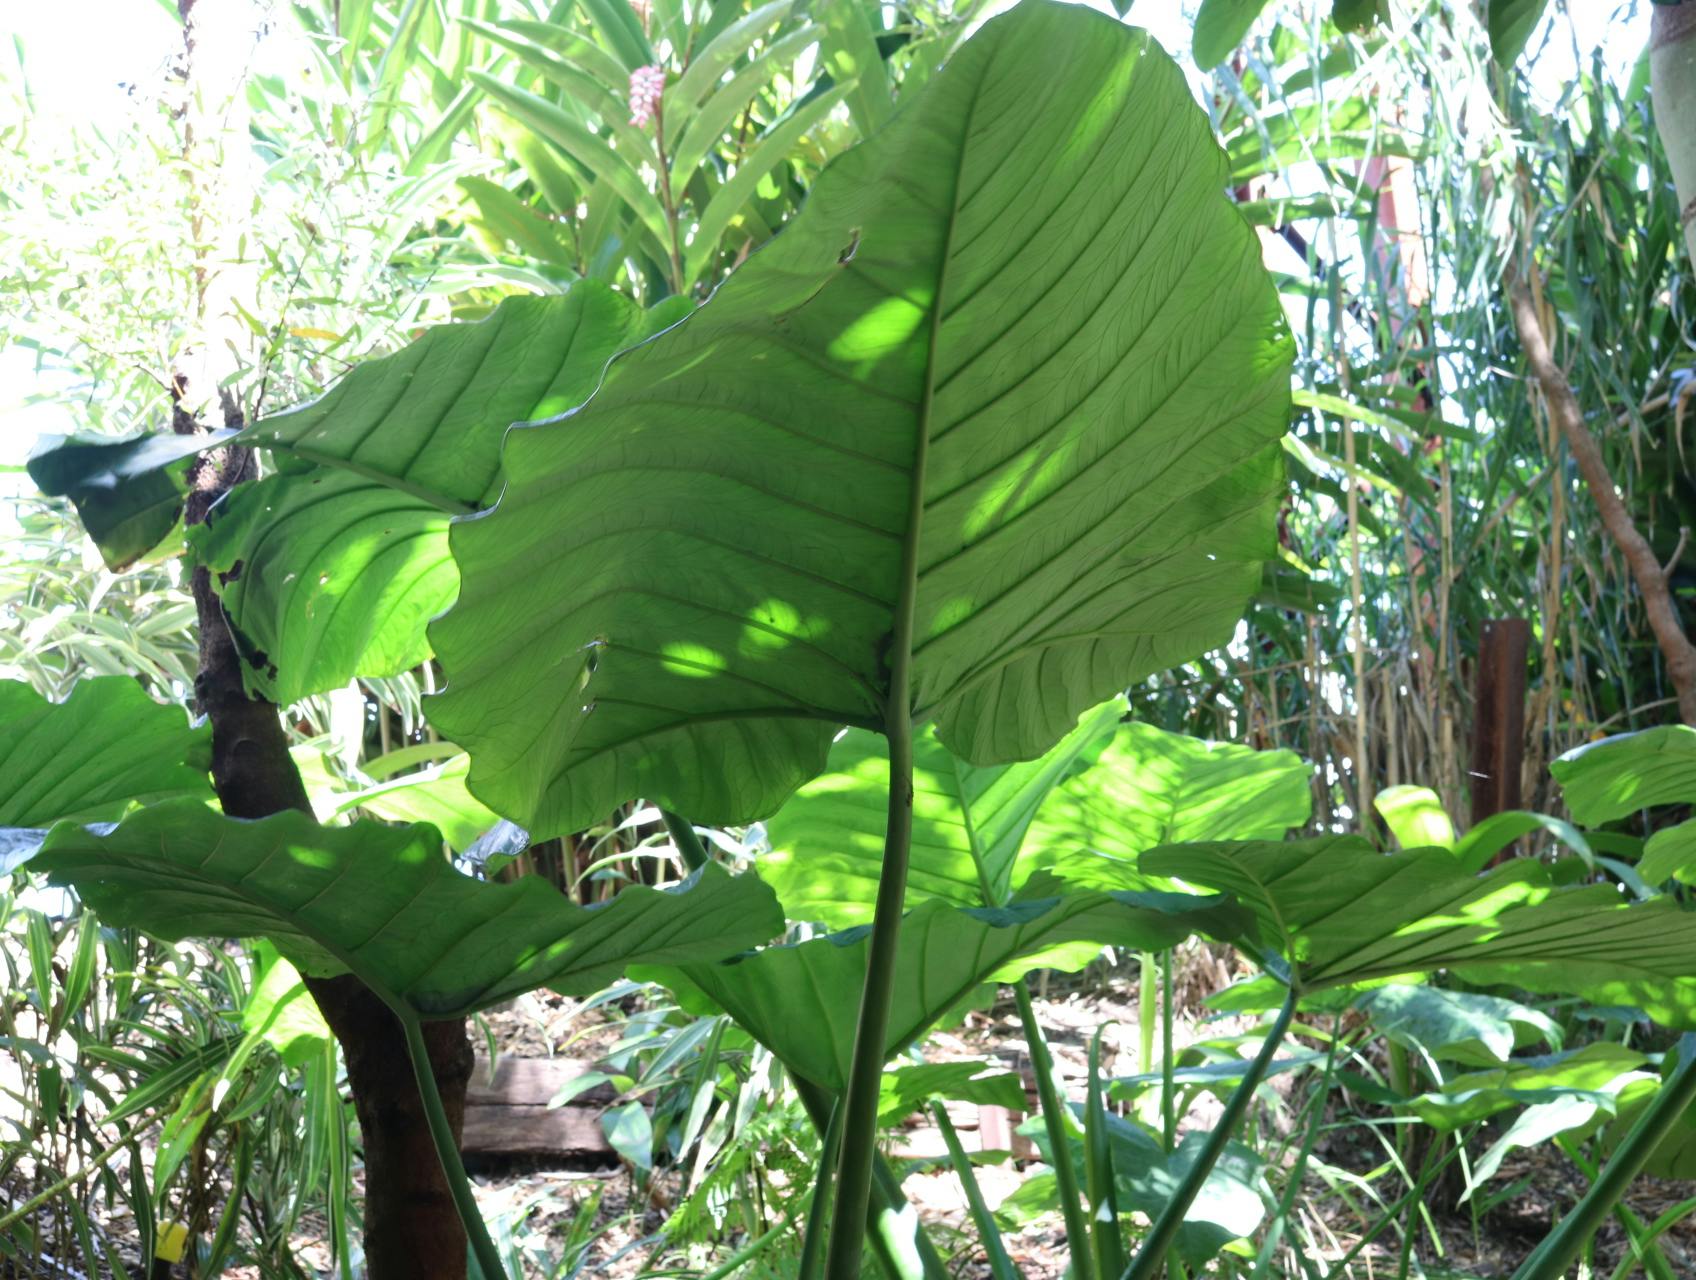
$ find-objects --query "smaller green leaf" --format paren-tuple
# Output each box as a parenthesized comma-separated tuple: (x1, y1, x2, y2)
(1642, 819, 1696, 885)
(877, 1061, 1025, 1126)
(1373, 785, 1454, 850)
(1404, 1043, 1649, 1130)
(1192, 0, 1271, 68)
(603, 1100, 654, 1171)
(1453, 811, 1592, 875)
(1357, 984, 1558, 1069)
(334, 755, 499, 853)
(1552, 726, 1696, 825)
(1486, 0, 1551, 68)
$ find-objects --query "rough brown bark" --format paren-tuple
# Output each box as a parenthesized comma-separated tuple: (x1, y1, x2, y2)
(173, 403, 472, 1279)
(1506, 275, 1696, 726)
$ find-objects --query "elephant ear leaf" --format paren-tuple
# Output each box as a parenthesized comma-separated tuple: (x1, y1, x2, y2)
(760, 699, 1124, 925)
(639, 884, 1246, 1090)
(1021, 722, 1311, 890)
(0, 679, 211, 872)
(1146, 840, 1696, 1027)
(34, 800, 784, 1019)
(430, 0, 1294, 837)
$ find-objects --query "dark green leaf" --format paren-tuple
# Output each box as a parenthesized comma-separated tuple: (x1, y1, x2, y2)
(26, 430, 233, 570)
(1487, 0, 1551, 68)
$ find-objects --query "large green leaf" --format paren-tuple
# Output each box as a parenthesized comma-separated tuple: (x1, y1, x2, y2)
(759, 700, 1123, 925)
(1021, 723, 1311, 888)
(639, 881, 1246, 1089)
(430, 1, 1293, 836)
(1144, 840, 1696, 1026)
(0, 678, 210, 836)
(1550, 726, 1696, 825)
(34, 800, 783, 1018)
(187, 468, 457, 705)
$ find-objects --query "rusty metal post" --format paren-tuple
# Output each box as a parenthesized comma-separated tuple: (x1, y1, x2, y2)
(1469, 618, 1530, 835)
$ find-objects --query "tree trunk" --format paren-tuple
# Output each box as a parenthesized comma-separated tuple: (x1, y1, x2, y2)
(175, 416, 473, 1280)
(167, 0, 473, 1273)
(1653, 4, 1696, 269)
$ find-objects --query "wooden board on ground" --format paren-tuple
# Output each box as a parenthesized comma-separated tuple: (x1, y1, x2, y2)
(462, 1054, 621, 1161)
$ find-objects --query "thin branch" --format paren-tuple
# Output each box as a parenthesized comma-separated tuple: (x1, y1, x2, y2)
(1506, 270, 1696, 725)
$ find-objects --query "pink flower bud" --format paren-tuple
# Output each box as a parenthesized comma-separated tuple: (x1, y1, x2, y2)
(628, 64, 666, 129)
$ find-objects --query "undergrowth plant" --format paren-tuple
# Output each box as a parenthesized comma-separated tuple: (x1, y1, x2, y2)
(14, 3, 1696, 1279)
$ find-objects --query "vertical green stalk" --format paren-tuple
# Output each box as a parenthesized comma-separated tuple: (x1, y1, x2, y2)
(824, 701, 916, 1280)
(794, 1077, 948, 1280)
(1514, 1035, 1696, 1280)
(1161, 955, 1176, 1152)
(1121, 985, 1298, 1280)
(1015, 979, 1095, 1280)
(401, 1016, 507, 1280)
(932, 1101, 1020, 1280)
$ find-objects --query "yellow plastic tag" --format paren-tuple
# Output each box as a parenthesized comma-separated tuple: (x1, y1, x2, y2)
(155, 1221, 189, 1264)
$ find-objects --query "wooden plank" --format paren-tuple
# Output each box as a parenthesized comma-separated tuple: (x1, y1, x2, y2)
(1469, 617, 1530, 858)
(462, 1054, 623, 1160)
(467, 1054, 615, 1106)
(462, 1102, 613, 1159)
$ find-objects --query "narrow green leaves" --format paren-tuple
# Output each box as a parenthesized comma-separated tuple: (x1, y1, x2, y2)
(35, 800, 784, 1018)
(432, 1, 1293, 836)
